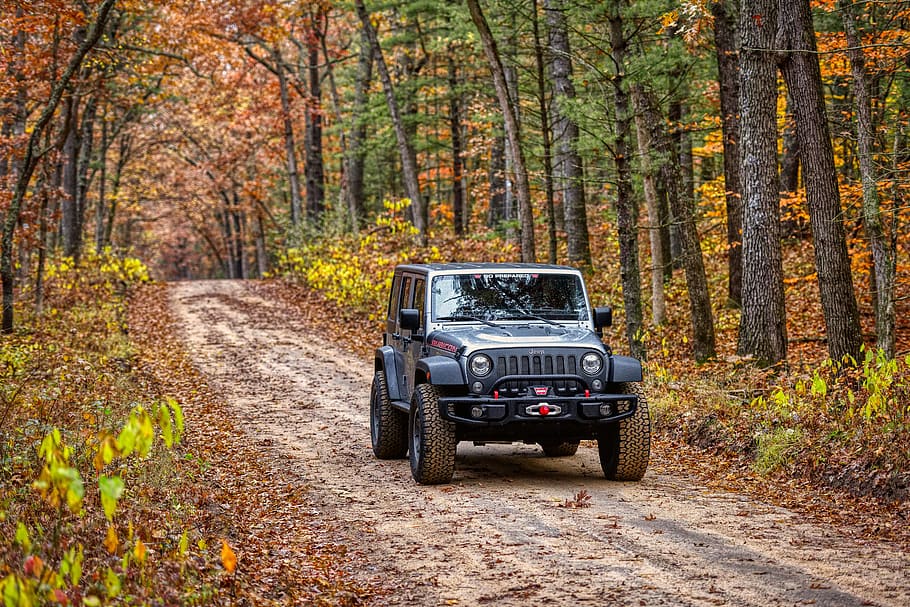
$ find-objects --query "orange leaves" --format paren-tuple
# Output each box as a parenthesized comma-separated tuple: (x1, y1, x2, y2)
(221, 540, 237, 573)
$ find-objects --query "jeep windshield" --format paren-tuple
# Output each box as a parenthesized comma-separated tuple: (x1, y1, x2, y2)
(431, 273, 589, 322)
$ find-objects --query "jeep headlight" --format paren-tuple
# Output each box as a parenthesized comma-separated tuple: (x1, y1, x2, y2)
(470, 354, 493, 377)
(581, 352, 603, 376)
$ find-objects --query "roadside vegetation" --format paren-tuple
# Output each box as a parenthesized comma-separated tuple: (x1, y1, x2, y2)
(0, 254, 367, 606)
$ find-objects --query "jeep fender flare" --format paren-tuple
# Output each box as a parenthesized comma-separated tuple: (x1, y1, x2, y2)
(609, 355, 643, 383)
(416, 356, 465, 387)
(375, 346, 404, 401)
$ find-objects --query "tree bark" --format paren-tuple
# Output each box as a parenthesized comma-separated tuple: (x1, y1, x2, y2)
(631, 85, 667, 327)
(634, 84, 716, 362)
(448, 54, 467, 237)
(104, 133, 131, 249)
(270, 47, 304, 227)
(531, 0, 557, 263)
(546, 0, 590, 267)
(778, 0, 862, 362)
(607, 1, 645, 360)
(61, 94, 81, 257)
(712, 0, 743, 306)
(305, 9, 325, 221)
(467, 0, 536, 262)
(355, 0, 427, 243)
(839, 0, 895, 357)
(347, 28, 372, 229)
(737, 0, 787, 366)
(488, 134, 507, 229)
(95, 111, 108, 253)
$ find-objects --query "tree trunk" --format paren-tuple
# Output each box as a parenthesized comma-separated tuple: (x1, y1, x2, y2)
(305, 11, 325, 221)
(712, 0, 743, 306)
(607, 1, 645, 360)
(255, 211, 267, 278)
(467, 0, 536, 262)
(635, 84, 716, 362)
(779, 93, 800, 194)
(347, 28, 373, 229)
(355, 0, 426, 243)
(61, 94, 81, 257)
(778, 0, 862, 362)
(840, 0, 895, 357)
(95, 111, 108, 253)
(632, 85, 667, 326)
(546, 0, 590, 267)
(737, 0, 787, 366)
(73, 94, 97, 264)
(531, 0, 557, 263)
(448, 54, 467, 237)
(488, 134, 507, 229)
(271, 48, 304, 228)
(104, 133, 130, 249)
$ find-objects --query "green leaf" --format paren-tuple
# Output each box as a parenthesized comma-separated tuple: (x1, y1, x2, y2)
(2, 574, 21, 607)
(104, 568, 121, 598)
(178, 530, 189, 557)
(15, 523, 31, 553)
(168, 397, 185, 442)
(158, 403, 174, 449)
(99, 475, 125, 521)
(137, 410, 154, 457)
(116, 416, 137, 457)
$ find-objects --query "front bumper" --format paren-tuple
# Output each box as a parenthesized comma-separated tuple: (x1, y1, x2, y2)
(438, 392, 638, 427)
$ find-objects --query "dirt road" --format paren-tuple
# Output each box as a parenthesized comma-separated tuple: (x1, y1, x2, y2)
(168, 280, 908, 606)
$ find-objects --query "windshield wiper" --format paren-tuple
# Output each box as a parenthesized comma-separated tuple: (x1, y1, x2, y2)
(437, 315, 504, 329)
(499, 310, 565, 327)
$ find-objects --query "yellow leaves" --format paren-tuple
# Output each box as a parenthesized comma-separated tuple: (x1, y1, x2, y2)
(220, 540, 237, 573)
(659, 10, 679, 34)
(133, 538, 147, 564)
(104, 526, 119, 554)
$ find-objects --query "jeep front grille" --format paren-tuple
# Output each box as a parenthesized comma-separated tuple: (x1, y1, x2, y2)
(493, 354, 582, 396)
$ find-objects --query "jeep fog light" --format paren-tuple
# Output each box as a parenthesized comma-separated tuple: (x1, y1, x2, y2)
(581, 352, 603, 375)
(471, 381, 484, 393)
(470, 354, 493, 377)
(599, 404, 612, 416)
(592, 379, 603, 391)
(471, 406, 484, 418)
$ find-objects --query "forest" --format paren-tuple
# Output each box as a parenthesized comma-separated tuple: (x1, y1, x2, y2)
(1, 0, 910, 604)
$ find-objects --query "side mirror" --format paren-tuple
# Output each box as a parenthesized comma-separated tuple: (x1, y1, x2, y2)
(594, 306, 613, 329)
(399, 308, 421, 332)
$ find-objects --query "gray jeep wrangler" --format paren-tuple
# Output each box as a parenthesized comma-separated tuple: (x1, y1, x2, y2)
(371, 263, 649, 484)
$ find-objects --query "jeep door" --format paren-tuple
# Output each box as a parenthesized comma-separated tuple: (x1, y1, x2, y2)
(400, 275, 426, 402)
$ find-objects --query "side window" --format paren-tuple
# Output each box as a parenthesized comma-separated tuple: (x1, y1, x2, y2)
(413, 278, 426, 328)
(400, 275, 413, 319)
(388, 274, 402, 321)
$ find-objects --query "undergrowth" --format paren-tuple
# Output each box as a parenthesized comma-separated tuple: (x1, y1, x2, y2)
(0, 251, 236, 606)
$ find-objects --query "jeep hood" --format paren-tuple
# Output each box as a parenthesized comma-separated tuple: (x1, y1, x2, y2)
(427, 324, 606, 353)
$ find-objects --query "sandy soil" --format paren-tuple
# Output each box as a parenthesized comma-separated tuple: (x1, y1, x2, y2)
(168, 280, 909, 606)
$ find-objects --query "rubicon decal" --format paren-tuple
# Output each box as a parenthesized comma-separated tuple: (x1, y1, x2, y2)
(430, 338, 458, 353)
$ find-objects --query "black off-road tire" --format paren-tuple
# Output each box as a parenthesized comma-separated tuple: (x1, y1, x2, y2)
(598, 383, 650, 481)
(370, 371, 408, 459)
(539, 441, 580, 457)
(409, 384, 457, 484)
